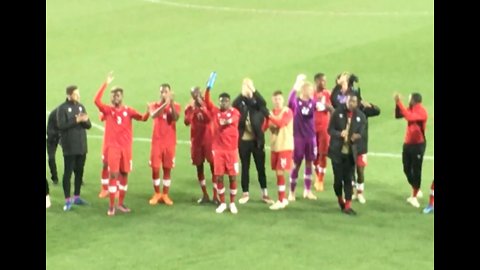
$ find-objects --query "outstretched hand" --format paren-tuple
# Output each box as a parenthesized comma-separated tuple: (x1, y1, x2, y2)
(106, 71, 114, 84)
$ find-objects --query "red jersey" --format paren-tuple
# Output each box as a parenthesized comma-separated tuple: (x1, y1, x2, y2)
(205, 90, 240, 151)
(149, 101, 181, 147)
(184, 104, 213, 147)
(396, 101, 428, 144)
(94, 82, 149, 151)
(313, 89, 332, 131)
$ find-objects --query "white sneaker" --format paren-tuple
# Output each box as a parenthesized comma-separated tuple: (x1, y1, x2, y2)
(288, 192, 296, 202)
(357, 193, 366, 204)
(229, 203, 238, 214)
(352, 193, 358, 200)
(46, 195, 51, 209)
(216, 203, 227, 213)
(406, 197, 420, 208)
(269, 200, 287, 210)
(238, 193, 250, 204)
(303, 190, 317, 200)
(417, 190, 423, 198)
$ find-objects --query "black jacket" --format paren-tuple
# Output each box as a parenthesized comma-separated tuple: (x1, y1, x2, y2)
(56, 100, 91, 156)
(328, 105, 366, 163)
(357, 103, 381, 154)
(232, 90, 269, 148)
(47, 107, 60, 141)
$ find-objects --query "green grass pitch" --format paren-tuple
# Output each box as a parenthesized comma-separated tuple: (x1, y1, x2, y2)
(46, 0, 433, 269)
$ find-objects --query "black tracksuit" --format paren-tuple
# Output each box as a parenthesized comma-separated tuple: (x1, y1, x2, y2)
(232, 91, 269, 193)
(56, 100, 91, 198)
(328, 105, 366, 201)
(46, 107, 60, 183)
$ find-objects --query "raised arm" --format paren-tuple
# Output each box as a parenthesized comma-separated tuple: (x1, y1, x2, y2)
(396, 100, 427, 122)
(94, 72, 114, 113)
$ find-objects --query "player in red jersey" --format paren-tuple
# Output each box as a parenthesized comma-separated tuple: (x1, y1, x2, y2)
(184, 86, 218, 204)
(313, 73, 334, 192)
(148, 84, 181, 206)
(94, 72, 149, 216)
(205, 88, 241, 214)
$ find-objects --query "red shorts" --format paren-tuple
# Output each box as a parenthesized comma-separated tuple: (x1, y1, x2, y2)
(316, 130, 330, 155)
(150, 144, 176, 169)
(212, 149, 239, 176)
(271, 150, 293, 171)
(107, 147, 132, 173)
(191, 143, 213, 165)
(357, 154, 367, 167)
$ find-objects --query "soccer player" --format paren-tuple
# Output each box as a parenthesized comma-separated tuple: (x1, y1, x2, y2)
(328, 93, 366, 215)
(394, 92, 428, 208)
(232, 78, 272, 204)
(94, 72, 149, 216)
(46, 106, 61, 185)
(205, 87, 241, 214)
(57, 85, 91, 211)
(352, 99, 380, 204)
(266, 90, 293, 210)
(184, 86, 217, 204)
(423, 180, 434, 214)
(287, 74, 318, 201)
(148, 84, 181, 206)
(312, 73, 334, 192)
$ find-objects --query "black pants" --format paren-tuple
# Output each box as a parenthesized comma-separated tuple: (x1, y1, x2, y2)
(402, 143, 426, 189)
(332, 153, 355, 200)
(46, 137, 60, 181)
(239, 140, 267, 192)
(62, 154, 86, 198)
(46, 178, 49, 195)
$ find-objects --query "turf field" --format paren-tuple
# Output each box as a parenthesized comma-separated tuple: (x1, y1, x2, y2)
(46, 0, 434, 269)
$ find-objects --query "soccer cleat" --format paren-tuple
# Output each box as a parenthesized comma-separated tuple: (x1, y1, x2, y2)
(117, 204, 131, 213)
(63, 199, 73, 211)
(73, 197, 88, 205)
(269, 200, 287, 210)
(303, 190, 317, 200)
(162, 194, 174, 206)
(407, 197, 420, 208)
(423, 205, 434, 214)
(46, 195, 51, 209)
(216, 203, 227, 214)
(416, 190, 423, 198)
(149, 193, 163, 205)
(288, 192, 296, 202)
(98, 190, 109, 199)
(357, 194, 366, 204)
(262, 195, 274, 204)
(107, 207, 115, 216)
(238, 193, 250, 204)
(197, 196, 210, 204)
(343, 208, 357, 215)
(314, 180, 324, 192)
(229, 203, 238, 214)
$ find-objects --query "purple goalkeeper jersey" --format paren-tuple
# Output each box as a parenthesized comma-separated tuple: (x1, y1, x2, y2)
(288, 88, 316, 139)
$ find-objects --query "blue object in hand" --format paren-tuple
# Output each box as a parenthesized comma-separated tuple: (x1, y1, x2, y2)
(206, 71, 217, 90)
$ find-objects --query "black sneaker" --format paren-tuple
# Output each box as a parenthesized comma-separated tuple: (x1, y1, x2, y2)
(52, 177, 59, 185)
(343, 208, 357, 215)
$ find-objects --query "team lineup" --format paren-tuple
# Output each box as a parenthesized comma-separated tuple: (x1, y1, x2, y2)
(46, 71, 434, 216)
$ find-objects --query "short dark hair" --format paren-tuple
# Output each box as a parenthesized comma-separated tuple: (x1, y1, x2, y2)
(272, 90, 283, 96)
(66, 85, 78, 95)
(411, 92, 422, 103)
(160, 83, 171, 90)
(219, 92, 230, 99)
(110, 87, 123, 95)
(314, 73, 325, 81)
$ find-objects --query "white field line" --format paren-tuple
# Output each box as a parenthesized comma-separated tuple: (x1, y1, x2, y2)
(145, 0, 433, 17)
(46, 110, 433, 160)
